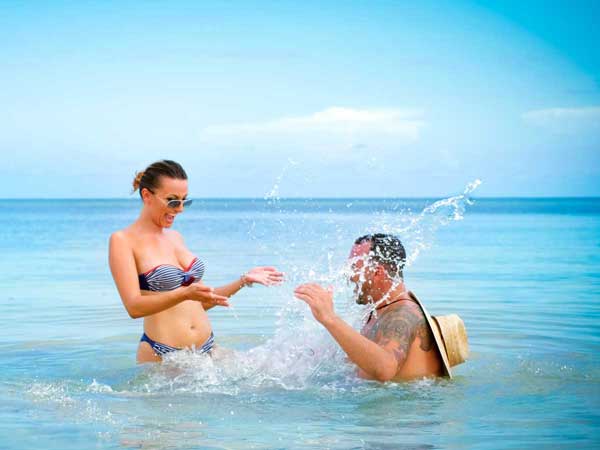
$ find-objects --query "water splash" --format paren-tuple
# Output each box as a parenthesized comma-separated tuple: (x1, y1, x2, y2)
(371, 179, 481, 266)
(14, 185, 479, 407)
(130, 181, 481, 393)
(26, 381, 117, 425)
(263, 158, 299, 204)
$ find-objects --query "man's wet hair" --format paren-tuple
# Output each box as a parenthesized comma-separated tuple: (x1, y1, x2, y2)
(354, 233, 406, 279)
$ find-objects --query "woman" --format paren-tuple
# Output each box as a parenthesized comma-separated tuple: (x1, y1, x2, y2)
(109, 160, 283, 362)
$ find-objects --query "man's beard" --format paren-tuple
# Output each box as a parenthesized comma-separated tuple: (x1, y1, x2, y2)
(354, 283, 372, 305)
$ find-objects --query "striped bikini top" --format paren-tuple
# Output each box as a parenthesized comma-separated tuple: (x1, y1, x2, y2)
(138, 257, 206, 292)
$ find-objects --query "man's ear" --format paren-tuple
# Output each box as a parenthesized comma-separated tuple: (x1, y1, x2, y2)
(375, 264, 387, 280)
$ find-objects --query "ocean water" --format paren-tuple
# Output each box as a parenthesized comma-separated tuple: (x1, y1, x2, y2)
(0, 193, 599, 449)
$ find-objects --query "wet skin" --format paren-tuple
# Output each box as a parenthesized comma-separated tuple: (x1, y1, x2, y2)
(295, 242, 442, 381)
(109, 176, 283, 363)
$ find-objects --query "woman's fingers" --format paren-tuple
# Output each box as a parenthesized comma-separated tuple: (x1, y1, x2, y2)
(204, 292, 230, 307)
(189, 285, 229, 304)
(266, 275, 284, 285)
(206, 292, 229, 302)
(193, 284, 212, 292)
(244, 267, 285, 287)
(256, 267, 284, 276)
(252, 272, 284, 286)
(190, 284, 215, 294)
(205, 299, 230, 308)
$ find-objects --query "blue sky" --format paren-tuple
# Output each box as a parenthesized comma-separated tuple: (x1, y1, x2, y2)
(1, 0, 598, 198)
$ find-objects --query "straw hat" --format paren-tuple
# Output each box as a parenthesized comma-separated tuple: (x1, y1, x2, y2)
(408, 291, 469, 378)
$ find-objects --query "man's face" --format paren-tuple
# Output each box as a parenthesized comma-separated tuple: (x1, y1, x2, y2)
(348, 241, 378, 304)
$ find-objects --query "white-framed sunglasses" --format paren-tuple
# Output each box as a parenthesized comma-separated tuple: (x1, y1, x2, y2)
(148, 189, 193, 208)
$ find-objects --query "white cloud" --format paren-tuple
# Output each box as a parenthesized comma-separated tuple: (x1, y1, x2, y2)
(200, 107, 425, 142)
(522, 107, 600, 132)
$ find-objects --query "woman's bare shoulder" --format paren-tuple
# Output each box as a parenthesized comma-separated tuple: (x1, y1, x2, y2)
(109, 227, 135, 246)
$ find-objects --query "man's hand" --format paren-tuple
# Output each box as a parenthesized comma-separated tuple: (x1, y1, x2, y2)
(295, 282, 400, 381)
(294, 283, 336, 325)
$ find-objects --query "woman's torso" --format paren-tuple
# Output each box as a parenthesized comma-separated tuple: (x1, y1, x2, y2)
(124, 225, 213, 350)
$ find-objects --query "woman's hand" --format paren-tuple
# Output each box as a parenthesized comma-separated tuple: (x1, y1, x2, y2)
(243, 266, 284, 287)
(184, 282, 230, 309)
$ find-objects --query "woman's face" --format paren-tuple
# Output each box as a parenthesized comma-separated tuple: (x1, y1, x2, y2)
(141, 176, 189, 228)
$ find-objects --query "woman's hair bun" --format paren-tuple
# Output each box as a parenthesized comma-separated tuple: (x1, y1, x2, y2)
(132, 171, 145, 192)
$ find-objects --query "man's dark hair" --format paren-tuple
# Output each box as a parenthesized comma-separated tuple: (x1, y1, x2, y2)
(354, 233, 406, 279)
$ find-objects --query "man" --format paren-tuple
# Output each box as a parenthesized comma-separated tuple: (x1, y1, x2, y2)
(294, 233, 467, 382)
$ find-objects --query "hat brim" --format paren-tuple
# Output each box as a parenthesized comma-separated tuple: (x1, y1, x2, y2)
(408, 291, 453, 378)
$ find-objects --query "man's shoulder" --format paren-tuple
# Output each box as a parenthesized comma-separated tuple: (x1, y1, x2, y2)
(380, 299, 423, 320)
(368, 301, 423, 339)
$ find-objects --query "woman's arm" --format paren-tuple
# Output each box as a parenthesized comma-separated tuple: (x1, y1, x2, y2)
(213, 276, 248, 299)
(109, 232, 229, 318)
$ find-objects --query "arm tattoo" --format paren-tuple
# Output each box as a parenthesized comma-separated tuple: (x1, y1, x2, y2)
(366, 304, 434, 366)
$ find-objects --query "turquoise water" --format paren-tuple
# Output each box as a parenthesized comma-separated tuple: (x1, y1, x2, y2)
(1, 196, 599, 449)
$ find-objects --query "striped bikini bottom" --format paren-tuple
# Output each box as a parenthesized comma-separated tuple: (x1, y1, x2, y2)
(140, 331, 215, 356)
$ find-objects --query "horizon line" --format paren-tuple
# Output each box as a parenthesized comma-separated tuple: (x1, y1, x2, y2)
(1, 196, 599, 201)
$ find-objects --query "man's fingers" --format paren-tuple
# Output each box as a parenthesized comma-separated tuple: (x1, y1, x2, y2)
(293, 286, 311, 296)
(294, 286, 317, 299)
(299, 284, 324, 296)
(293, 291, 313, 305)
(294, 291, 320, 307)
(262, 266, 278, 272)
(293, 286, 312, 297)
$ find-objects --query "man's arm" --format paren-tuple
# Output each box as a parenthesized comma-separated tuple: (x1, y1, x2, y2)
(320, 314, 402, 381)
(294, 283, 420, 382)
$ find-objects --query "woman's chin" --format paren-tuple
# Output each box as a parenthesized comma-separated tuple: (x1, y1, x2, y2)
(154, 217, 174, 228)
(163, 214, 176, 227)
